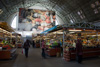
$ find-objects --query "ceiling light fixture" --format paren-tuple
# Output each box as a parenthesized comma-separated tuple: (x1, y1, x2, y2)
(69, 30, 82, 31)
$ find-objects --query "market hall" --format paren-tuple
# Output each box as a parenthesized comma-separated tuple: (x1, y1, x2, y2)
(0, 0, 100, 67)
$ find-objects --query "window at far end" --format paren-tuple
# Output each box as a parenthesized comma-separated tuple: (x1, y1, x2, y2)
(11, 16, 17, 29)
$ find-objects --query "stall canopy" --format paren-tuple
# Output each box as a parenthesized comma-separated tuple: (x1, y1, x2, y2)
(41, 25, 57, 34)
(0, 22, 14, 32)
(41, 22, 100, 35)
(40, 25, 63, 35)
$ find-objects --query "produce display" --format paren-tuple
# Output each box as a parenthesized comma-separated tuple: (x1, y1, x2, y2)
(45, 39, 62, 49)
(64, 32, 100, 48)
(0, 40, 15, 50)
(63, 30, 100, 61)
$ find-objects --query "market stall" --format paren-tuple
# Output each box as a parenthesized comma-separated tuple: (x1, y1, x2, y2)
(41, 25, 63, 57)
(0, 22, 16, 59)
(62, 23, 100, 61)
(41, 23, 100, 60)
(12, 33, 23, 48)
(33, 35, 41, 48)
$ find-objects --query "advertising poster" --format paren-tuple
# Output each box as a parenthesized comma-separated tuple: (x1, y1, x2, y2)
(18, 8, 56, 34)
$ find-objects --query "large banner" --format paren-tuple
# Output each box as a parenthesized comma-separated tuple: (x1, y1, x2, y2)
(18, 8, 55, 34)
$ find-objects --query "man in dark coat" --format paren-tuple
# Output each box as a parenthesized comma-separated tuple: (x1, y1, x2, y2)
(23, 39, 30, 58)
(76, 37, 83, 63)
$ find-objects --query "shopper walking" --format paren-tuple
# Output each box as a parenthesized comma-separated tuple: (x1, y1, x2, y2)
(23, 39, 30, 58)
(41, 40, 46, 58)
(32, 39, 35, 48)
(76, 37, 83, 63)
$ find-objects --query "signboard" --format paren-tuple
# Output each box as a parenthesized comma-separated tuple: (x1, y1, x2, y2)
(18, 8, 56, 34)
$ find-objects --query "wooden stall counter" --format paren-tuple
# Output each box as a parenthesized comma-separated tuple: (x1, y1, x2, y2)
(64, 47, 100, 61)
(0, 48, 16, 59)
(16, 43, 22, 48)
(35, 43, 40, 48)
(45, 48, 61, 56)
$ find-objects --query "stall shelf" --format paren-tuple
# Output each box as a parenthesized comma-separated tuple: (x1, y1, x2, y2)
(0, 48, 16, 59)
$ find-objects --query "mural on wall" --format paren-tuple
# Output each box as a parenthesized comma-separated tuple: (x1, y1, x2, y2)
(18, 8, 56, 34)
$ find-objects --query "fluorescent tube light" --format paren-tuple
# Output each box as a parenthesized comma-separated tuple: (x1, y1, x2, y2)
(69, 30, 82, 31)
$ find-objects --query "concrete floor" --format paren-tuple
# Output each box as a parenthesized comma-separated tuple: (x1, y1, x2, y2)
(0, 47, 100, 67)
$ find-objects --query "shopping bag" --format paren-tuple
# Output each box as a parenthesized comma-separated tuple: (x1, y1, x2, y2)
(22, 49, 23, 54)
(22, 49, 25, 54)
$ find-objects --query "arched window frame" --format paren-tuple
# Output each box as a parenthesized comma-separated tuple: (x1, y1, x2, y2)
(11, 15, 17, 29)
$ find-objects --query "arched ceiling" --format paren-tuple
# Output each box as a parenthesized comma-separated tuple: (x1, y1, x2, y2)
(0, 0, 100, 25)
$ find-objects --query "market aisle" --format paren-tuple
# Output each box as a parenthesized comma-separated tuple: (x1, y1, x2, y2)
(0, 47, 100, 67)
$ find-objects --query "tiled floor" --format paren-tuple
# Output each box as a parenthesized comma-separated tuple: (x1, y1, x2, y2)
(0, 47, 100, 67)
